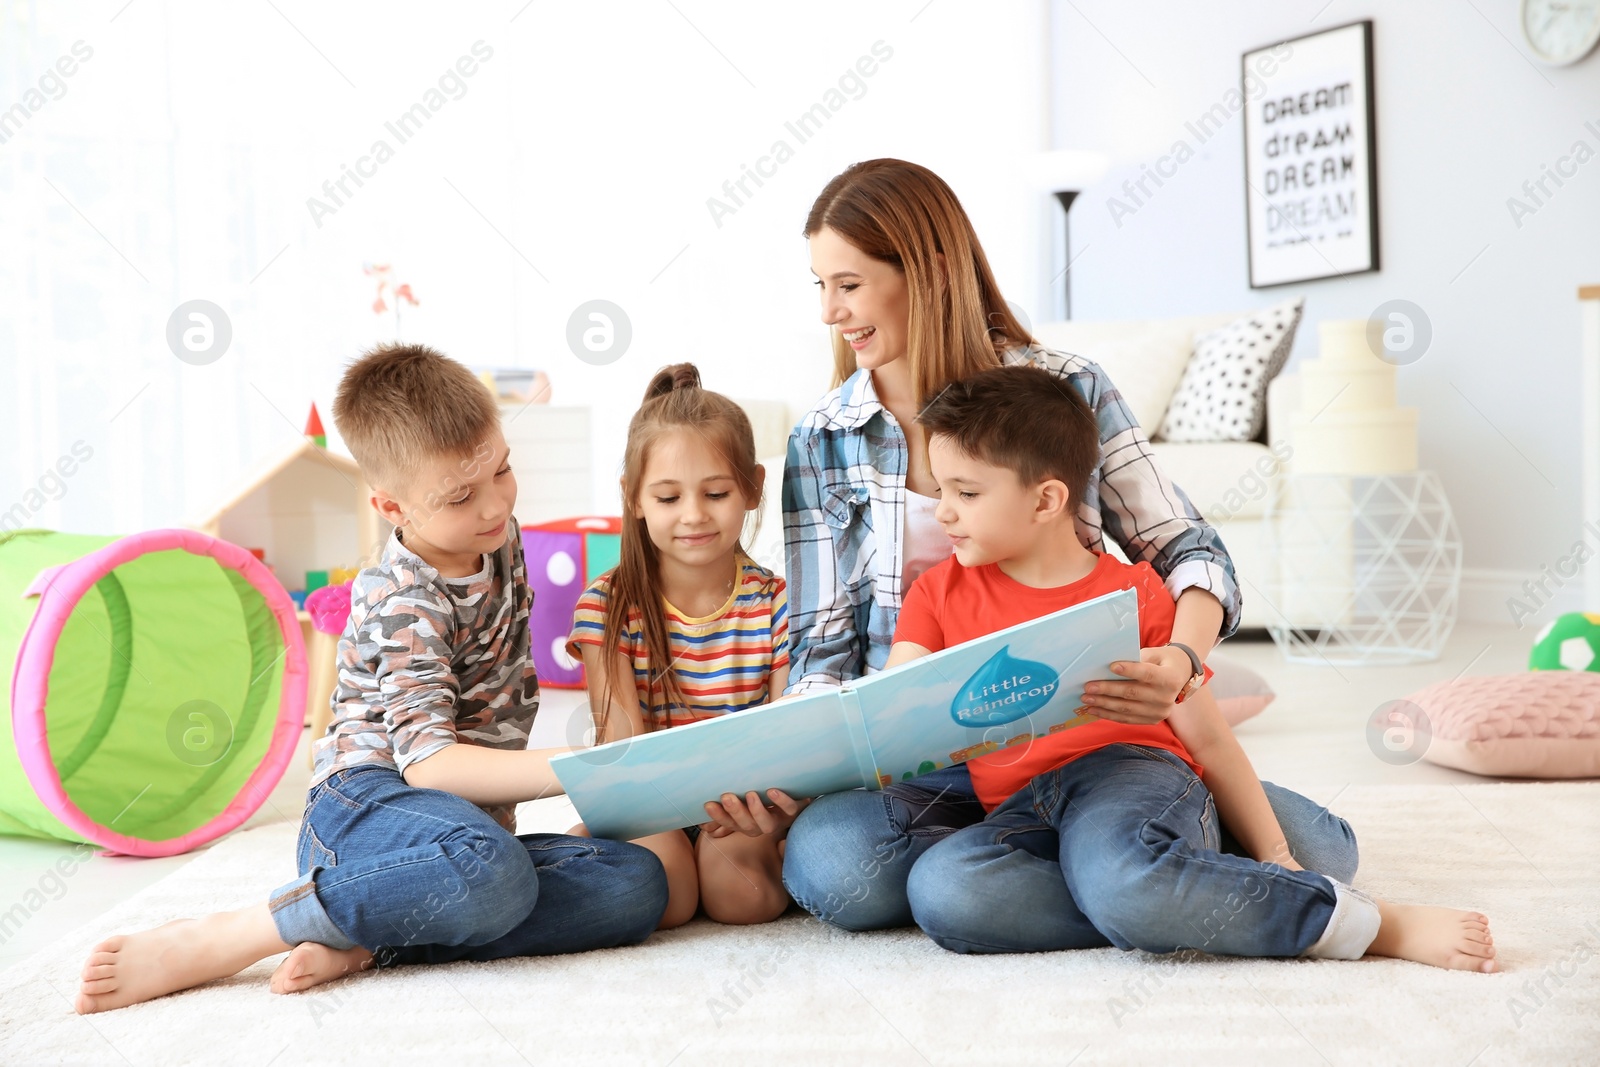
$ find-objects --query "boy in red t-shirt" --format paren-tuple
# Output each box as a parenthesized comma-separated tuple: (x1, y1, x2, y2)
(890, 365, 1494, 971)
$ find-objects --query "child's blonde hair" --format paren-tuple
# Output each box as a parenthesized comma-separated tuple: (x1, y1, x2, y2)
(331, 342, 500, 495)
(601, 363, 762, 729)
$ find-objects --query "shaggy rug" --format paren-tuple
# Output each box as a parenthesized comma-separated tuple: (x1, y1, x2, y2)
(1, 783, 1596, 1066)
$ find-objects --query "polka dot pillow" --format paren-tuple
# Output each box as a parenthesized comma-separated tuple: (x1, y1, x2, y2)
(1157, 296, 1304, 443)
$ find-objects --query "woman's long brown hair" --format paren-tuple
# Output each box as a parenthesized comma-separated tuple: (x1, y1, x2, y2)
(596, 363, 763, 736)
(804, 158, 1035, 407)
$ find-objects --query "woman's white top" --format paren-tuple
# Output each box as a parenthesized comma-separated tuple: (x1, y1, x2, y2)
(901, 488, 952, 592)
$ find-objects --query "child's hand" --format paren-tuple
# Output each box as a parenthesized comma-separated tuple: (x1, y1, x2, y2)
(1081, 645, 1191, 725)
(701, 789, 809, 838)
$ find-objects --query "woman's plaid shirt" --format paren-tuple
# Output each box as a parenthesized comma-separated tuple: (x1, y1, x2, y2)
(780, 344, 1241, 695)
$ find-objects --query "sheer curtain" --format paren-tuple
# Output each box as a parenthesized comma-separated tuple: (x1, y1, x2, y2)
(1, 1, 1049, 537)
(0, 3, 534, 535)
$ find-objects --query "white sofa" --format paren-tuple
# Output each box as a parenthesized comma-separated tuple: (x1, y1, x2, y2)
(740, 309, 1305, 631)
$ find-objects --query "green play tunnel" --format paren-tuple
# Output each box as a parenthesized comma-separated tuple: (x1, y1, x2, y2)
(0, 528, 306, 856)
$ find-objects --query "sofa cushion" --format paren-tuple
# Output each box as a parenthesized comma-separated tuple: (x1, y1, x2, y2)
(1158, 297, 1305, 443)
(736, 398, 796, 466)
(1029, 318, 1206, 432)
(1150, 440, 1281, 521)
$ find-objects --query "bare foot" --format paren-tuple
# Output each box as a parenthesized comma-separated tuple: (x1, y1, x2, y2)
(1368, 901, 1497, 972)
(75, 905, 290, 1014)
(269, 943, 376, 994)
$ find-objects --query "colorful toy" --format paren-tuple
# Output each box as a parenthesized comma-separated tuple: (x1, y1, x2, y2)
(192, 438, 384, 620)
(1529, 612, 1600, 672)
(305, 581, 353, 636)
(303, 404, 327, 449)
(522, 517, 623, 688)
(473, 366, 553, 405)
(302, 581, 355, 764)
(0, 528, 306, 857)
(305, 569, 330, 594)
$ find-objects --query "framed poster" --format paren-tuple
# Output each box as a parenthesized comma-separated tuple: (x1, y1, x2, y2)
(1242, 20, 1379, 288)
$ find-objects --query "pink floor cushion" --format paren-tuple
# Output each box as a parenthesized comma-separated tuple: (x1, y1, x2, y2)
(1207, 655, 1275, 726)
(1405, 672, 1600, 779)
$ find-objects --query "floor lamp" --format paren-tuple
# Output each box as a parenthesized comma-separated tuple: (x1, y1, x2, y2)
(1053, 190, 1080, 320)
(1026, 149, 1109, 323)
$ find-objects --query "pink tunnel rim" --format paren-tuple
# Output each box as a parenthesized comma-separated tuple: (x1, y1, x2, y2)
(9, 528, 307, 858)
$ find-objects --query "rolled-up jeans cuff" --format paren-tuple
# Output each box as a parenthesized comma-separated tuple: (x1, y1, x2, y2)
(269, 870, 357, 951)
(1303, 880, 1380, 960)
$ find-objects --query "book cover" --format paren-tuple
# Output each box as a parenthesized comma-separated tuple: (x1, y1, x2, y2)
(550, 587, 1139, 840)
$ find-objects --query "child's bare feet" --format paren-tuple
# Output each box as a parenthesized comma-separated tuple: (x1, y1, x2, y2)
(75, 906, 291, 1014)
(1368, 901, 1497, 972)
(269, 943, 376, 994)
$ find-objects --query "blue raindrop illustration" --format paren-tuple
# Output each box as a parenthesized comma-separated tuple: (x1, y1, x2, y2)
(950, 646, 1061, 727)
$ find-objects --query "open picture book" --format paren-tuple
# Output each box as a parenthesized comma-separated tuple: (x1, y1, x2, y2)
(549, 587, 1140, 841)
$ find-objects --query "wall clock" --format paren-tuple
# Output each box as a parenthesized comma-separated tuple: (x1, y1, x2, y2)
(1521, 0, 1600, 65)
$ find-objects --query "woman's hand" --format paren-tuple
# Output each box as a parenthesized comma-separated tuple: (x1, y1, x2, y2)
(701, 789, 809, 839)
(1081, 645, 1193, 725)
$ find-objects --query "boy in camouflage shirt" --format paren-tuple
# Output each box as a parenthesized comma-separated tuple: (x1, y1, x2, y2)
(74, 344, 667, 1015)
(311, 464, 538, 834)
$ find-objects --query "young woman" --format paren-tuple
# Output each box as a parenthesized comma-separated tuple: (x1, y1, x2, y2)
(765, 158, 1357, 937)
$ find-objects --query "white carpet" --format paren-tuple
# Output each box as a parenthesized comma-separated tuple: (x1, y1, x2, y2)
(2, 783, 1597, 1066)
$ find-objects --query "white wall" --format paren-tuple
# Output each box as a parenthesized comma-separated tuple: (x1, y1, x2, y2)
(1048, 0, 1600, 627)
(0, 0, 1050, 542)
(17, 1, 1586, 632)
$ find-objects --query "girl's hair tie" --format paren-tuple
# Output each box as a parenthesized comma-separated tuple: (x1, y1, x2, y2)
(644, 363, 702, 401)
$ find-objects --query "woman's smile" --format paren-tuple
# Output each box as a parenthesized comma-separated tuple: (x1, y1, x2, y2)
(843, 325, 877, 350)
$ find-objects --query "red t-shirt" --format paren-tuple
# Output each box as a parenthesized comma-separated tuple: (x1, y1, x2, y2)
(894, 552, 1210, 810)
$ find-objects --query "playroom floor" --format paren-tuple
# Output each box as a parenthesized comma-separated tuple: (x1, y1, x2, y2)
(0, 621, 1533, 975)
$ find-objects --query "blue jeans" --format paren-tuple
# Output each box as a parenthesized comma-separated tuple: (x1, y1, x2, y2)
(268, 766, 668, 966)
(783, 757, 1357, 937)
(904, 745, 1365, 956)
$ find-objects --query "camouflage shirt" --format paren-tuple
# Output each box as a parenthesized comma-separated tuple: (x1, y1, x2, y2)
(310, 522, 539, 831)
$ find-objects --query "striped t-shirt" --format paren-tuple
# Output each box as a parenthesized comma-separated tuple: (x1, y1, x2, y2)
(566, 554, 789, 727)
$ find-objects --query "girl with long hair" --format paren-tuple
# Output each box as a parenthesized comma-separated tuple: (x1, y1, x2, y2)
(566, 364, 799, 928)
